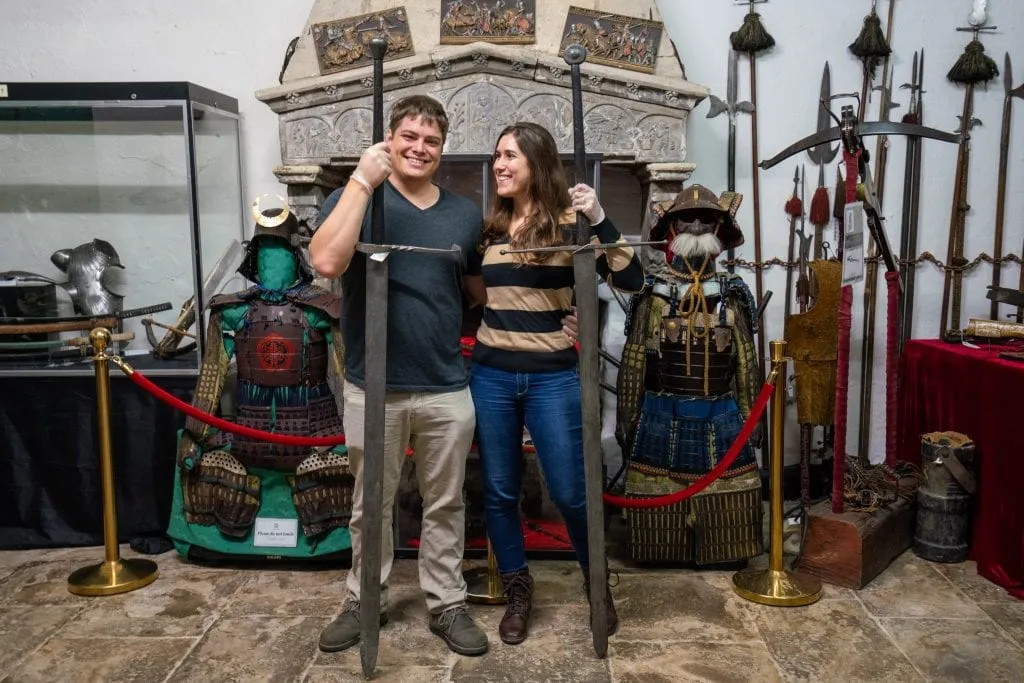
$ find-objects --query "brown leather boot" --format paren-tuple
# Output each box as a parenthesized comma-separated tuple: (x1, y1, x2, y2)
(499, 569, 533, 645)
(583, 573, 619, 636)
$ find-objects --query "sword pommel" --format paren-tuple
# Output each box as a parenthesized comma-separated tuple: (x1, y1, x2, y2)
(369, 37, 388, 60)
(563, 44, 587, 66)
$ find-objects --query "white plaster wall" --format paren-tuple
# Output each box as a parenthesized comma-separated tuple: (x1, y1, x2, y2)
(1, 0, 1022, 464)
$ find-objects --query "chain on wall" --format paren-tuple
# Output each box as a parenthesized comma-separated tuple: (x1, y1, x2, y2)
(720, 251, 1024, 273)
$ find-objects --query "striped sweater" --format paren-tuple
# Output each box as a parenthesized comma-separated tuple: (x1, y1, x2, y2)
(471, 214, 644, 373)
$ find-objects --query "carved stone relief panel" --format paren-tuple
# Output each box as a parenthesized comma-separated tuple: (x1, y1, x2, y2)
(279, 75, 685, 164)
(444, 82, 518, 153)
(516, 93, 573, 148)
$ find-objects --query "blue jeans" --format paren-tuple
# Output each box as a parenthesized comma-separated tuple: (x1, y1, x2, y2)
(470, 363, 590, 574)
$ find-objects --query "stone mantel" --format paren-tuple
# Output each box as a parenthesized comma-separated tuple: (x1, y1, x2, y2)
(257, 42, 708, 169)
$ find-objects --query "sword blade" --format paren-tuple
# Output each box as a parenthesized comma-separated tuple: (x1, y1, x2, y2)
(564, 43, 608, 658)
(359, 36, 389, 681)
(200, 239, 243, 310)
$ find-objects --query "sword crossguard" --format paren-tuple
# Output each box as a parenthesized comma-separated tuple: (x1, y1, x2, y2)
(355, 243, 462, 260)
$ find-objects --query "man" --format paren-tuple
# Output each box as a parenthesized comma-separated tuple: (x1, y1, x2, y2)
(310, 94, 489, 657)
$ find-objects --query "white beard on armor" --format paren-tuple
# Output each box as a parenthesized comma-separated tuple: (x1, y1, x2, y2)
(670, 231, 723, 261)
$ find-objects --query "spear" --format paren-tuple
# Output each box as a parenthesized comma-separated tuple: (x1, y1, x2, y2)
(940, 5, 999, 338)
(853, 0, 896, 466)
(783, 166, 803, 323)
(730, 0, 774, 471)
(990, 53, 1024, 320)
(706, 48, 754, 272)
(807, 63, 839, 261)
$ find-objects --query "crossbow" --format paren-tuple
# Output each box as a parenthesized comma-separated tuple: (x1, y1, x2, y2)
(760, 103, 960, 281)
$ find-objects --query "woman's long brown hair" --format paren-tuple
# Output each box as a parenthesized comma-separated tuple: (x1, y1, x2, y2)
(482, 122, 571, 263)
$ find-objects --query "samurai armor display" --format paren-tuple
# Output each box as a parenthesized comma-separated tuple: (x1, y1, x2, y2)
(170, 201, 353, 557)
(618, 184, 763, 565)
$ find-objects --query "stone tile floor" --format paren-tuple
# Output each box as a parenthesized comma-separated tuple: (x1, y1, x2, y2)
(1, 544, 1022, 682)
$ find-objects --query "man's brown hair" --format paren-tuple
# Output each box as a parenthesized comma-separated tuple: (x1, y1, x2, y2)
(388, 95, 449, 143)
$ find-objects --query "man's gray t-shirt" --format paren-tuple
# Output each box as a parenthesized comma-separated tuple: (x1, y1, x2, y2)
(318, 180, 482, 392)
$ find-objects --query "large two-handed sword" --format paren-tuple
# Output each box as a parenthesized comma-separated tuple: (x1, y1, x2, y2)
(356, 38, 464, 680)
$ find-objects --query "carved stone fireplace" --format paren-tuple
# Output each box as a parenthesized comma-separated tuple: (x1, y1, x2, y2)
(255, 0, 709, 243)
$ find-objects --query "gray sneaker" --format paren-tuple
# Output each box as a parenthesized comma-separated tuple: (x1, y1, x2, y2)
(318, 600, 388, 653)
(428, 604, 489, 656)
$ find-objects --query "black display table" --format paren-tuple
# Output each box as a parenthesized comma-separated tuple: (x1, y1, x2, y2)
(0, 355, 194, 549)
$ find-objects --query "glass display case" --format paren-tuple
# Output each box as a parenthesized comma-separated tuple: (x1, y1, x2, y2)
(0, 82, 245, 376)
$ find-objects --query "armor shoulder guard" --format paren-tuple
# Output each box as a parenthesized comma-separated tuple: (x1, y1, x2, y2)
(720, 275, 759, 334)
(286, 284, 342, 319)
(209, 287, 259, 309)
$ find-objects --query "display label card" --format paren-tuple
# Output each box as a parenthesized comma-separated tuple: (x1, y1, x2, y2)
(253, 518, 298, 548)
(0, 85, 7, 98)
(842, 202, 865, 285)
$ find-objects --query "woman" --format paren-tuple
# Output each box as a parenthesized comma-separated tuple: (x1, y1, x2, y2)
(463, 122, 644, 645)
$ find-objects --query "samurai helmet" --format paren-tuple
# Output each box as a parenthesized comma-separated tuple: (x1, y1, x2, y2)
(237, 194, 314, 285)
(651, 184, 745, 252)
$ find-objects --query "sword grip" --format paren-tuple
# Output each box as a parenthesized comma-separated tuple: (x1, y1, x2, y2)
(565, 44, 590, 247)
(370, 38, 387, 245)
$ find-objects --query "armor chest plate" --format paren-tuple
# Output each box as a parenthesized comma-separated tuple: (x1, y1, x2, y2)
(234, 300, 328, 387)
(646, 311, 736, 396)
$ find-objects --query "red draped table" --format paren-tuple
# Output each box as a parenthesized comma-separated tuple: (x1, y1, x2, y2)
(898, 339, 1024, 599)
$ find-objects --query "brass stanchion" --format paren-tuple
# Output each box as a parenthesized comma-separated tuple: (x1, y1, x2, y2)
(68, 328, 159, 596)
(464, 540, 506, 605)
(732, 340, 822, 606)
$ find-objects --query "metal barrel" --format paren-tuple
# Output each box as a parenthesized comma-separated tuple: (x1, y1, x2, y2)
(913, 432, 977, 563)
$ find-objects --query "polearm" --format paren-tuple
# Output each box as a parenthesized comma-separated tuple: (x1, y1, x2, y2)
(360, 35, 389, 681)
(897, 49, 924, 352)
(854, 0, 897, 466)
(940, 14, 998, 338)
(706, 48, 754, 273)
(990, 53, 1024, 320)
(807, 62, 839, 262)
(729, 0, 774, 477)
(783, 166, 802, 323)
(564, 43, 609, 658)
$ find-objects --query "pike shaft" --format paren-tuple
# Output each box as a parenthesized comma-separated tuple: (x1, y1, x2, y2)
(940, 84, 974, 337)
(857, 0, 896, 465)
(748, 54, 770, 474)
(990, 94, 1014, 320)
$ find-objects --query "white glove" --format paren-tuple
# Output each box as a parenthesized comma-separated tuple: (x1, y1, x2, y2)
(351, 141, 392, 193)
(569, 183, 606, 225)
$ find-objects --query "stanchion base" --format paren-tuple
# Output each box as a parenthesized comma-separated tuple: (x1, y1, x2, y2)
(68, 558, 159, 597)
(464, 566, 506, 605)
(731, 567, 822, 606)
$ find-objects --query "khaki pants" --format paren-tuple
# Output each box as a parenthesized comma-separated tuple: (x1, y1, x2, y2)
(342, 381, 475, 614)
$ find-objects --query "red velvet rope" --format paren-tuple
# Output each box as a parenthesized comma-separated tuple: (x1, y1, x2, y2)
(833, 285, 853, 513)
(885, 270, 899, 467)
(602, 381, 775, 509)
(124, 368, 347, 447)
(831, 147, 861, 514)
